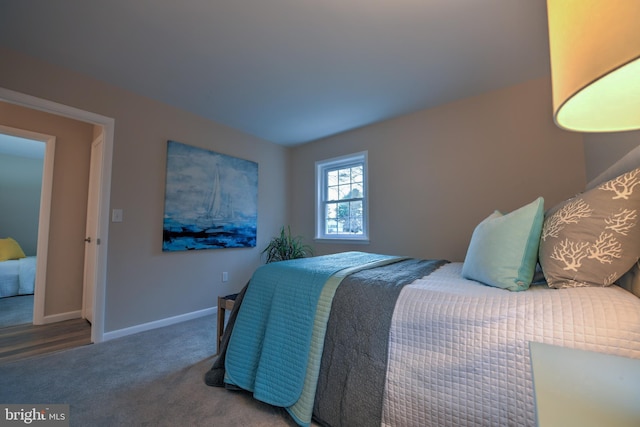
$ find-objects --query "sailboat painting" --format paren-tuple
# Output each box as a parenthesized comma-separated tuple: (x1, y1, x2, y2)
(162, 140, 258, 251)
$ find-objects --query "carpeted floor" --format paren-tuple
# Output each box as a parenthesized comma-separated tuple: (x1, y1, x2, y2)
(0, 294, 33, 328)
(0, 315, 301, 426)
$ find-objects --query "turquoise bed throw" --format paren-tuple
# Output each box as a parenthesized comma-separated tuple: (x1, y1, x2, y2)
(224, 251, 398, 408)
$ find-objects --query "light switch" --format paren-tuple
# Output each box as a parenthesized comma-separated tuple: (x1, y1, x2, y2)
(112, 209, 123, 222)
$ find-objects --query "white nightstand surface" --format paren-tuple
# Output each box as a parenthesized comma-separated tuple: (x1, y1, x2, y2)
(530, 342, 640, 427)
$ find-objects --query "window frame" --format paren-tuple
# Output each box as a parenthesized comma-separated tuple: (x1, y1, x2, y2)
(315, 151, 369, 242)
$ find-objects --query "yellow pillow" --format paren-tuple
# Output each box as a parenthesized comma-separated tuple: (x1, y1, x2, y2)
(0, 237, 27, 261)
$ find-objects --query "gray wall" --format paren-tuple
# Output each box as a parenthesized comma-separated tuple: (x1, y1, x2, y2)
(583, 131, 640, 182)
(1, 47, 289, 332)
(6, 43, 633, 334)
(290, 77, 586, 262)
(0, 153, 43, 256)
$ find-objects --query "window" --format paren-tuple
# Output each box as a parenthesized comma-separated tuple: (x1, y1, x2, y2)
(315, 151, 368, 241)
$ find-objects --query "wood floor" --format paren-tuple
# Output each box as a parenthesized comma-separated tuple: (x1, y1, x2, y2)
(0, 319, 92, 365)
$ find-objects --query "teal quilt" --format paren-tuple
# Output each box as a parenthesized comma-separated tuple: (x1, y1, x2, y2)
(224, 252, 399, 412)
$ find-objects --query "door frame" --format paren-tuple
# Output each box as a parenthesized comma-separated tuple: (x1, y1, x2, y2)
(0, 87, 114, 343)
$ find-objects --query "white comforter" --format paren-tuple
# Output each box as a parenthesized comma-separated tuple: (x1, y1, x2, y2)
(383, 262, 640, 427)
(0, 256, 36, 298)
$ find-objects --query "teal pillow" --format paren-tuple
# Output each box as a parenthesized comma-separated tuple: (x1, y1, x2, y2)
(462, 197, 545, 291)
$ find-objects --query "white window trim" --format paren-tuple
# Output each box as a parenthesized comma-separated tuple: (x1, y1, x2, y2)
(315, 151, 369, 242)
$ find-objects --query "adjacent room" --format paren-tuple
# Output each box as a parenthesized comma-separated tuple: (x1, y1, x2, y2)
(0, 1, 639, 426)
(0, 134, 43, 327)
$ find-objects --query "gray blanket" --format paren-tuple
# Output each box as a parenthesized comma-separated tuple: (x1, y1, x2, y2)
(313, 258, 447, 427)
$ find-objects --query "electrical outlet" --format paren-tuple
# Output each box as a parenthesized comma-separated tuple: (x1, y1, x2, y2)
(222, 272, 229, 282)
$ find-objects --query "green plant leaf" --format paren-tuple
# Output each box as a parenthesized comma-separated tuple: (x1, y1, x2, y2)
(262, 226, 313, 263)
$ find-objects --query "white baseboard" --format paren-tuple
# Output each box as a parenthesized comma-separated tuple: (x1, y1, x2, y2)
(102, 307, 216, 342)
(41, 310, 82, 324)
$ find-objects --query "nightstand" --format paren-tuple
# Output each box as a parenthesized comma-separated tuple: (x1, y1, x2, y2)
(216, 293, 237, 354)
(530, 342, 640, 427)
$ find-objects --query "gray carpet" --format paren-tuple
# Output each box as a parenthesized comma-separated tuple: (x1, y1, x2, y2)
(0, 294, 33, 328)
(0, 315, 300, 426)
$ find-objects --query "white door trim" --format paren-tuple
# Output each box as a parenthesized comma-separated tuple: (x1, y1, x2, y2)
(0, 87, 114, 343)
(0, 125, 54, 326)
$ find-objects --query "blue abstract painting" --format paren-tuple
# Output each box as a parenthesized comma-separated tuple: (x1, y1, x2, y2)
(162, 140, 258, 251)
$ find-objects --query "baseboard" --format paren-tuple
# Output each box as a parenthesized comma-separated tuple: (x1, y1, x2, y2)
(41, 310, 83, 324)
(102, 307, 216, 342)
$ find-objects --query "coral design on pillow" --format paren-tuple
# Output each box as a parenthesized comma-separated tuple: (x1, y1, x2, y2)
(604, 208, 637, 235)
(599, 168, 640, 199)
(550, 238, 589, 272)
(587, 232, 622, 264)
(539, 167, 640, 288)
(541, 198, 591, 241)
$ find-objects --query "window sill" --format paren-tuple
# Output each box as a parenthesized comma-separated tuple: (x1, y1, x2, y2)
(314, 237, 370, 245)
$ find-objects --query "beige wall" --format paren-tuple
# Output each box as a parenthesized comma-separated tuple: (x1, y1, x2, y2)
(0, 47, 288, 332)
(0, 102, 93, 316)
(290, 77, 586, 262)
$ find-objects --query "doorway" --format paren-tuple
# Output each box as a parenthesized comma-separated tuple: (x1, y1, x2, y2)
(0, 133, 45, 328)
(0, 125, 97, 362)
(0, 126, 101, 332)
(0, 87, 114, 344)
(0, 127, 53, 329)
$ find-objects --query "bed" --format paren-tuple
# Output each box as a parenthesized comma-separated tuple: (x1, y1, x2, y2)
(205, 146, 640, 426)
(0, 256, 36, 298)
(0, 236, 36, 299)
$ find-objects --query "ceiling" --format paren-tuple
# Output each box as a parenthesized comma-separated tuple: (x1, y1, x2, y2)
(0, 0, 552, 146)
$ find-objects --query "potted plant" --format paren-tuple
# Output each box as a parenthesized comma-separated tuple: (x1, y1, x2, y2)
(262, 226, 313, 263)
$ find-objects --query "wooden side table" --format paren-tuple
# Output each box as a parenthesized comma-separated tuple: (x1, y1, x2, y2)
(217, 294, 237, 354)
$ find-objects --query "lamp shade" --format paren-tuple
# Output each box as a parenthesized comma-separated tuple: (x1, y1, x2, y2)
(547, 0, 640, 132)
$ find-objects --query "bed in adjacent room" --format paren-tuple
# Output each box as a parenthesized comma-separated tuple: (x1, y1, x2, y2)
(206, 146, 640, 426)
(0, 238, 36, 298)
